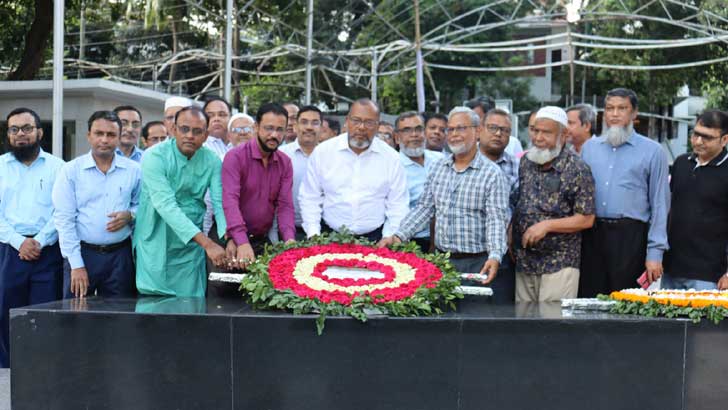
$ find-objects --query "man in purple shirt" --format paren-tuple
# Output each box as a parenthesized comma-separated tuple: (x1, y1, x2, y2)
(222, 103, 295, 270)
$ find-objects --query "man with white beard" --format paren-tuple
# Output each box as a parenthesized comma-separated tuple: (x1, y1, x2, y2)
(392, 111, 443, 251)
(299, 98, 409, 241)
(579, 88, 670, 296)
(378, 107, 508, 286)
(512, 106, 595, 302)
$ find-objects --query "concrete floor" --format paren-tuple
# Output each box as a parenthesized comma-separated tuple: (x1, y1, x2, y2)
(0, 369, 8, 410)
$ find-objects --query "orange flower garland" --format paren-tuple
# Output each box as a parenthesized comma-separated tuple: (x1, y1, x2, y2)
(610, 289, 728, 309)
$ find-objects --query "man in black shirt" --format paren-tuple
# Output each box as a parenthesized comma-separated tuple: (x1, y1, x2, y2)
(663, 110, 728, 290)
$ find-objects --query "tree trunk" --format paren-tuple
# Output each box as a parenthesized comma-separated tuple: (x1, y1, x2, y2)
(7, 0, 53, 80)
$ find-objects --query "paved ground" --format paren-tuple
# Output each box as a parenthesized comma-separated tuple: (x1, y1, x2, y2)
(0, 369, 9, 410)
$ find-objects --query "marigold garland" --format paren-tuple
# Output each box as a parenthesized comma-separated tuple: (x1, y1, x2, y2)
(606, 288, 728, 324)
(239, 231, 463, 334)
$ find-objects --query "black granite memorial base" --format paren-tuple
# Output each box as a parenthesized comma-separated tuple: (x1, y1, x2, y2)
(9, 297, 726, 410)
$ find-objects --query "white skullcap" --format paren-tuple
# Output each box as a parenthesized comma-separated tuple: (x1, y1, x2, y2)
(535, 106, 568, 127)
(164, 96, 193, 111)
(228, 113, 255, 131)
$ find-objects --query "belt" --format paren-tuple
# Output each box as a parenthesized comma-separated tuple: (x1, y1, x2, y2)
(81, 237, 131, 254)
(437, 249, 488, 259)
(595, 218, 646, 226)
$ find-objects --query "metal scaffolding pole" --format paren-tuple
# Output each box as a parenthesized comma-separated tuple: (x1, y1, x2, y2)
(224, 0, 233, 102)
(53, 0, 64, 158)
(304, 0, 314, 104)
(371, 49, 378, 103)
(414, 0, 425, 112)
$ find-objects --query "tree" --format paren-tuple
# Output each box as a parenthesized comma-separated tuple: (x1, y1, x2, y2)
(2, 0, 51, 80)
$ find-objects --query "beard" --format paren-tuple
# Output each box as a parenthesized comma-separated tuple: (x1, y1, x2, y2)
(257, 135, 279, 153)
(400, 142, 425, 158)
(448, 141, 472, 155)
(348, 134, 371, 150)
(527, 143, 562, 165)
(603, 121, 633, 147)
(10, 140, 41, 163)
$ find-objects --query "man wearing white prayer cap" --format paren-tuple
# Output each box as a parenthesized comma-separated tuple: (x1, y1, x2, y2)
(163, 96, 193, 136)
(511, 105, 596, 302)
(227, 113, 255, 148)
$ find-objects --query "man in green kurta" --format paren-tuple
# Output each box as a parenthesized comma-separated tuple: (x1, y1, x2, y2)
(134, 107, 234, 297)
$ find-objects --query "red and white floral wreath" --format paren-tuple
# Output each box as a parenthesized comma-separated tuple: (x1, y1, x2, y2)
(268, 243, 443, 305)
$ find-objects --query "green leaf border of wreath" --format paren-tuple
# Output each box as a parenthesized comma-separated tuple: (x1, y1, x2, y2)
(240, 230, 463, 335)
(597, 294, 728, 324)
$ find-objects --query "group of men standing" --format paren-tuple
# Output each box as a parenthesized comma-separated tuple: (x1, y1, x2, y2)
(2, 87, 728, 369)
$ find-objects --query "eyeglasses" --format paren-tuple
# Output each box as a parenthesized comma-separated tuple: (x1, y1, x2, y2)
(396, 126, 425, 135)
(690, 130, 723, 142)
(7, 125, 37, 135)
(231, 126, 253, 133)
(348, 117, 378, 129)
(262, 125, 286, 134)
(445, 125, 477, 135)
(485, 124, 511, 135)
(298, 119, 321, 127)
(121, 120, 141, 129)
(177, 126, 206, 136)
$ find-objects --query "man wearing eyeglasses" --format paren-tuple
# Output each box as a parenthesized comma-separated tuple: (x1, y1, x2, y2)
(202, 97, 232, 238)
(299, 98, 408, 241)
(53, 111, 141, 301)
(113, 105, 144, 162)
(0, 108, 65, 368)
(663, 110, 728, 291)
(135, 107, 233, 297)
(163, 96, 192, 137)
(227, 113, 255, 148)
(580, 88, 670, 296)
(392, 111, 442, 252)
(222, 103, 295, 272)
(479, 108, 520, 303)
(377, 121, 397, 149)
(141, 121, 168, 149)
(283, 102, 300, 144)
(279, 105, 323, 241)
(378, 107, 508, 286)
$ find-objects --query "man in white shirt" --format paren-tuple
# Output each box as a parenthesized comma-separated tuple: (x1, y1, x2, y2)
(202, 96, 232, 160)
(299, 99, 409, 241)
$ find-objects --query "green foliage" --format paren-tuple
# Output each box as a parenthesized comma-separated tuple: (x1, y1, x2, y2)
(239, 230, 463, 335)
(608, 298, 728, 325)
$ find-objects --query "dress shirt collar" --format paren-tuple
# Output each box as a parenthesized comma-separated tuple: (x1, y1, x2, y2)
(80, 151, 125, 172)
(2, 148, 50, 165)
(115, 145, 143, 159)
(399, 150, 424, 167)
(444, 150, 484, 171)
(250, 138, 280, 163)
(206, 135, 225, 145)
(335, 133, 384, 155)
(495, 150, 516, 165)
(688, 149, 728, 167)
(596, 130, 637, 147)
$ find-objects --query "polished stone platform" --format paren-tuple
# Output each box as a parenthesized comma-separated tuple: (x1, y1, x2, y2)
(9, 297, 727, 410)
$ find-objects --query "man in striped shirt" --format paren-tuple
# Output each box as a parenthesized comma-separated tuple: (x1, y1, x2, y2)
(378, 106, 509, 284)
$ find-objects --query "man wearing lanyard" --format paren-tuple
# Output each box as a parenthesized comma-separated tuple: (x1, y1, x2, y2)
(53, 111, 141, 298)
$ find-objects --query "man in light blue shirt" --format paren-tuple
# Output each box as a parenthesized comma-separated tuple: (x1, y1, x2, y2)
(113, 105, 144, 162)
(393, 111, 442, 252)
(279, 105, 323, 241)
(579, 88, 670, 296)
(0, 108, 65, 368)
(53, 111, 141, 299)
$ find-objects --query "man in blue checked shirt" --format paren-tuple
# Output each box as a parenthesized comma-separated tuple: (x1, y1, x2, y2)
(379, 106, 509, 285)
(0, 108, 65, 368)
(52, 111, 141, 299)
